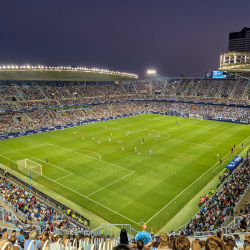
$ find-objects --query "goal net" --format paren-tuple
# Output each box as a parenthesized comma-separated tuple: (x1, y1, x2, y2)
(17, 159, 42, 178)
(189, 114, 203, 120)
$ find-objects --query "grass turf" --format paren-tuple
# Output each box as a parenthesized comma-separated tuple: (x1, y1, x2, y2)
(0, 114, 250, 232)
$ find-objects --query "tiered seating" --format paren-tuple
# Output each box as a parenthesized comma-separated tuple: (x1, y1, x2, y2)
(180, 157, 249, 234)
(176, 79, 191, 95)
(1, 101, 249, 134)
(0, 175, 89, 235)
(206, 80, 222, 97)
(20, 85, 45, 100)
(185, 79, 200, 96)
(0, 86, 22, 101)
(196, 80, 211, 97)
(219, 80, 236, 97)
(165, 79, 180, 96)
(0, 103, 18, 111)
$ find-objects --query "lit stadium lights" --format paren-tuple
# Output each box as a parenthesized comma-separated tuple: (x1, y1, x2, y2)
(0, 64, 138, 77)
(147, 69, 156, 74)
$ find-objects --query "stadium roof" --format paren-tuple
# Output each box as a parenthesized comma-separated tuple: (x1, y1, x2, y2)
(0, 65, 138, 82)
(219, 51, 250, 72)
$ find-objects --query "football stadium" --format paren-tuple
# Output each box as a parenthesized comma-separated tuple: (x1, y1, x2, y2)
(1, 56, 250, 239)
(1, 2, 250, 250)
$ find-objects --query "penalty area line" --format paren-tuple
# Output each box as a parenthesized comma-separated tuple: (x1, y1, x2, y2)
(1, 144, 48, 155)
(55, 173, 73, 181)
(86, 172, 134, 197)
(45, 143, 133, 173)
(32, 157, 73, 175)
(0, 154, 140, 226)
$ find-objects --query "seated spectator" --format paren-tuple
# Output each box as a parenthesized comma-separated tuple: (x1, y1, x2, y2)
(244, 234, 250, 249)
(158, 233, 170, 249)
(24, 231, 42, 250)
(234, 235, 243, 249)
(17, 230, 24, 245)
(172, 236, 190, 250)
(240, 218, 247, 232)
(9, 233, 22, 250)
(50, 235, 63, 250)
(191, 240, 201, 250)
(200, 241, 206, 250)
(205, 237, 223, 250)
(113, 245, 130, 250)
(119, 229, 129, 245)
(137, 239, 144, 250)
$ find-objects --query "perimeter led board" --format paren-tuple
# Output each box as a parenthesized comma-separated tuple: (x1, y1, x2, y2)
(212, 71, 226, 78)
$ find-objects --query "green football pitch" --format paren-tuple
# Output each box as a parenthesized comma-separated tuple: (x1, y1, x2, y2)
(0, 114, 250, 232)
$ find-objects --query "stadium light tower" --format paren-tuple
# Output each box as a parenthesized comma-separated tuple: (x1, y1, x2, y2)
(147, 69, 156, 79)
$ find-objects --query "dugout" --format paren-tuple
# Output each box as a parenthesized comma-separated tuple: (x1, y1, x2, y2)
(225, 156, 243, 174)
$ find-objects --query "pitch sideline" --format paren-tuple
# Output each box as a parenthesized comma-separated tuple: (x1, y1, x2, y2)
(145, 135, 250, 224)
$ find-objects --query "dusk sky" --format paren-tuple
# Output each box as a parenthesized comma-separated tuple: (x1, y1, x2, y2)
(0, 0, 249, 78)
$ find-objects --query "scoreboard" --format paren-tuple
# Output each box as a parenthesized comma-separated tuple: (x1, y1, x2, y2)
(204, 71, 226, 79)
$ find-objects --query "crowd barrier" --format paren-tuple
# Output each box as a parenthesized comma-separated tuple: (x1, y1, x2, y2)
(0, 206, 40, 233)
(91, 224, 137, 238)
(0, 238, 117, 250)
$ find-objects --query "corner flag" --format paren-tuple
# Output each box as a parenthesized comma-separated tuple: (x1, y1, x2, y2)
(11, 162, 12, 171)
(30, 170, 31, 182)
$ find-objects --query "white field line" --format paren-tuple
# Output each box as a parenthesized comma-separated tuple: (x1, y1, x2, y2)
(86, 172, 134, 197)
(1, 144, 48, 155)
(45, 143, 133, 173)
(55, 173, 73, 181)
(145, 135, 250, 224)
(168, 138, 229, 152)
(0, 154, 140, 226)
(77, 150, 101, 160)
(32, 157, 73, 174)
(212, 157, 229, 173)
(220, 124, 230, 129)
(0, 154, 16, 163)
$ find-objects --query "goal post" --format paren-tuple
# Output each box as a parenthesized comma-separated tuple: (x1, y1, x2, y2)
(17, 158, 42, 178)
(189, 114, 203, 120)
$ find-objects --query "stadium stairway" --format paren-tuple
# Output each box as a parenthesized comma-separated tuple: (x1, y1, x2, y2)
(243, 80, 250, 99)
(132, 82, 138, 93)
(225, 186, 250, 226)
(0, 199, 26, 222)
(14, 86, 25, 102)
(215, 81, 224, 98)
(36, 85, 50, 100)
(192, 80, 202, 96)
(229, 79, 240, 98)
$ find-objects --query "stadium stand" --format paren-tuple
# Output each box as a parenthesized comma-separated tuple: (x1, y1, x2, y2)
(0, 169, 90, 233)
(0, 78, 250, 135)
(1, 79, 250, 249)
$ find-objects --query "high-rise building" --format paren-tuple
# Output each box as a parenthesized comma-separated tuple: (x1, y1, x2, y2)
(228, 27, 250, 52)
